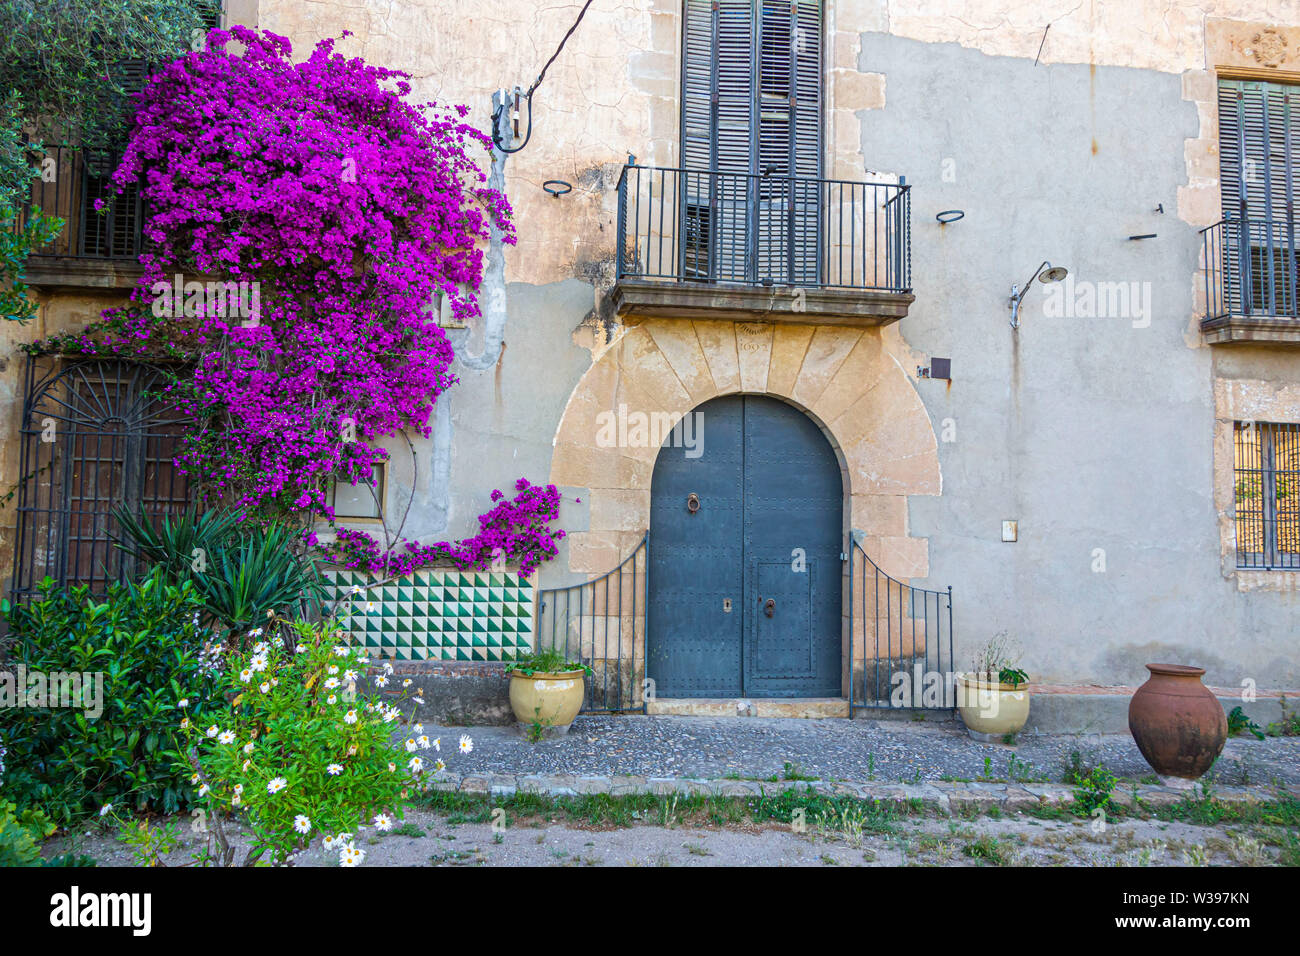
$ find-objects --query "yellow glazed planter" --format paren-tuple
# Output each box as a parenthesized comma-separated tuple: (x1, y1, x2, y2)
(956, 673, 1030, 741)
(508, 669, 585, 734)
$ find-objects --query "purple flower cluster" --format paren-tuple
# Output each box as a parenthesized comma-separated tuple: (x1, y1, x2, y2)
(90, 27, 514, 517)
(321, 479, 565, 577)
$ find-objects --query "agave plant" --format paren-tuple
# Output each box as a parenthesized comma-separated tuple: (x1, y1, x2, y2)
(111, 506, 325, 648)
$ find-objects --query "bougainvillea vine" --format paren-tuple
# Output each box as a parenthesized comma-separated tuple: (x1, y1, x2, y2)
(60, 26, 515, 521)
(316, 479, 565, 577)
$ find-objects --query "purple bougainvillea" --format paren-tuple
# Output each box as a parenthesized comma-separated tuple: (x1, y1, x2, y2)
(69, 26, 514, 518)
(319, 479, 565, 577)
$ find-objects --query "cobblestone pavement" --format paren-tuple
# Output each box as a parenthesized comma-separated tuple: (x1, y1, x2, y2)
(426, 715, 1300, 788)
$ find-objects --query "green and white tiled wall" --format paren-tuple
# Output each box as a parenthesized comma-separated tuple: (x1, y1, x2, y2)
(324, 569, 536, 661)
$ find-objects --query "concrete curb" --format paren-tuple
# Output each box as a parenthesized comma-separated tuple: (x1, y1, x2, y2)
(427, 772, 1298, 814)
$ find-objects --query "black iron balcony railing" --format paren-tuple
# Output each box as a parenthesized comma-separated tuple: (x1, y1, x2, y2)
(615, 163, 911, 293)
(11, 144, 144, 260)
(1201, 217, 1300, 322)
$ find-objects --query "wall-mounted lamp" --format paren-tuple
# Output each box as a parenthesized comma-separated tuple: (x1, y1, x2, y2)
(1008, 260, 1068, 330)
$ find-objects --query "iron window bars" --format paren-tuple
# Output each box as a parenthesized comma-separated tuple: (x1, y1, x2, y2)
(1234, 420, 1300, 570)
(11, 357, 191, 601)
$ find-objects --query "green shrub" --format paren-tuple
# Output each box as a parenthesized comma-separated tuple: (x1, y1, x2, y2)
(0, 799, 56, 866)
(0, 572, 232, 822)
(1072, 765, 1118, 816)
(184, 619, 439, 866)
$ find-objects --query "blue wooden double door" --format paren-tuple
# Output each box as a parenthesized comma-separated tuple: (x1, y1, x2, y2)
(647, 395, 843, 698)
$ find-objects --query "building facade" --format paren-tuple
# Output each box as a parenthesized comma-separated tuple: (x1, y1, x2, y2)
(7, 1, 1300, 727)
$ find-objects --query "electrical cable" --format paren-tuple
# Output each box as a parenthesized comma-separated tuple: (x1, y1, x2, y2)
(492, 0, 596, 154)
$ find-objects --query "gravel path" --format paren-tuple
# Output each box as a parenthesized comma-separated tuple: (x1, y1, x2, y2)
(428, 715, 1300, 787)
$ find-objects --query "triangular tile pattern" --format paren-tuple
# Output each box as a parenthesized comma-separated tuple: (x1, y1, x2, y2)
(322, 569, 535, 661)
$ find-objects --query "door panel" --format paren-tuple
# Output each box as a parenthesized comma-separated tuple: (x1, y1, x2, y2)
(648, 395, 841, 698)
(647, 396, 745, 697)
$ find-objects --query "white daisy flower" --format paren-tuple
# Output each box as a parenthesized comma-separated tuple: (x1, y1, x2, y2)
(374, 675, 389, 688)
(417, 735, 431, 749)
(253, 641, 268, 654)
(205, 725, 220, 738)
(327, 763, 343, 775)
(374, 813, 393, 831)
(324, 677, 340, 689)
(99, 804, 113, 817)
(339, 844, 365, 867)
(350, 585, 363, 595)
(239, 668, 253, 683)
(248, 627, 263, 638)
(243, 742, 254, 755)
(231, 793, 242, 806)
(327, 694, 338, 705)
(404, 738, 418, 753)
(334, 645, 351, 656)
(408, 756, 424, 772)
(233, 784, 243, 794)
(328, 665, 339, 675)
(413, 723, 424, 735)
(180, 717, 190, 729)
(364, 601, 376, 612)
(267, 777, 288, 794)
(402, 679, 412, 688)
(344, 710, 358, 725)
(198, 783, 211, 797)
(382, 662, 394, 675)
(458, 735, 474, 754)
(323, 835, 337, 850)
(259, 682, 271, 694)
(432, 737, 441, 751)
(294, 814, 311, 835)
(177, 698, 189, 708)
(218, 730, 236, 745)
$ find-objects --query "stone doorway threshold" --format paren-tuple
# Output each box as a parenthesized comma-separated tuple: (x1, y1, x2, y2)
(646, 698, 849, 719)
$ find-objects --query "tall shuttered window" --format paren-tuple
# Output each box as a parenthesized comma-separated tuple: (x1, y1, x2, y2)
(1217, 78, 1300, 315)
(681, 0, 822, 284)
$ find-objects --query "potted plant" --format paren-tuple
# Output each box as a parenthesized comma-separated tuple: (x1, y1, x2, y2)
(504, 648, 593, 739)
(956, 635, 1031, 742)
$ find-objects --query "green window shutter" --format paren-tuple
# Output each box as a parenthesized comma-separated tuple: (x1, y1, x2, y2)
(680, 0, 822, 283)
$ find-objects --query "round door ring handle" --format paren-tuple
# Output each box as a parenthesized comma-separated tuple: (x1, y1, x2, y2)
(686, 493, 700, 514)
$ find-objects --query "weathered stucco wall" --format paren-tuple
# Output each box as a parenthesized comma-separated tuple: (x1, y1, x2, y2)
(6, 2, 1299, 697)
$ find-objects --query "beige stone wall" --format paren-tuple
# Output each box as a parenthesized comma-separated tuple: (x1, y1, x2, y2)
(551, 318, 940, 580)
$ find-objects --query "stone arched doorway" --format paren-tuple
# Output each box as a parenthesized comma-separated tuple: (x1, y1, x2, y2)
(646, 394, 843, 697)
(547, 318, 942, 703)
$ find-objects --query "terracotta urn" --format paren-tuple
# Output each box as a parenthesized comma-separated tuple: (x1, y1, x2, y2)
(1128, 664, 1227, 786)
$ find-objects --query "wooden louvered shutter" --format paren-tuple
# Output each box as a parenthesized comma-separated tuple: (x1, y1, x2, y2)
(680, 0, 822, 284)
(1218, 79, 1299, 314)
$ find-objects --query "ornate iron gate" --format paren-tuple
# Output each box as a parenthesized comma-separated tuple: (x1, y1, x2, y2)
(11, 356, 191, 601)
(848, 534, 955, 710)
(537, 533, 648, 713)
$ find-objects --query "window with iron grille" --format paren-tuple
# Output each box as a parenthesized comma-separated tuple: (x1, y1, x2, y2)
(1217, 78, 1300, 316)
(1233, 421, 1300, 570)
(11, 358, 192, 601)
(680, 0, 822, 285)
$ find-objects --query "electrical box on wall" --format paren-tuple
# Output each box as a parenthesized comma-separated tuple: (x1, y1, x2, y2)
(1002, 520, 1018, 542)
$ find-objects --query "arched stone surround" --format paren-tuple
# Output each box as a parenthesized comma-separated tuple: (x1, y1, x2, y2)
(549, 320, 941, 582)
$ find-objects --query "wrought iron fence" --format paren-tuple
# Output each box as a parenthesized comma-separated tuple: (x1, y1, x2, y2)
(616, 163, 911, 292)
(1233, 420, 1300, 570)
(1201, 217, 1300, 321)
(11, 356, 191, 602)
(10, 143, 145, 260)
(536, 533, 648, 714)
(848, 536, 955, 710)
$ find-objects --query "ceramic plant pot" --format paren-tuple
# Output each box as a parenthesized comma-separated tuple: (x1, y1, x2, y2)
(955, 672, 1030, 741)
(1128, 663, 1227, 786)
(509, 669, 585, 735)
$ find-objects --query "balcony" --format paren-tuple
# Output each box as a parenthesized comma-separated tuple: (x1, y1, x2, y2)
(1200, 217, 1300, 345)
(12, 144, 145, 290)
(611, 164, 914, 328)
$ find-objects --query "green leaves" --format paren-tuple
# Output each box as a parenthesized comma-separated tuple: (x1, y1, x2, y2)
(0, 571, 232, 823)
(111, 506, 325, 646)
